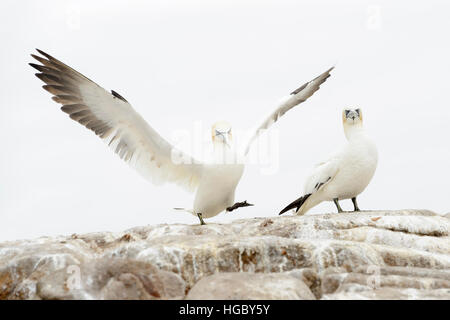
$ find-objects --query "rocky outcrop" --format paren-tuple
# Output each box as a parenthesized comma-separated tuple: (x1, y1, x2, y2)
(0, 209, 449, 300)
(186, 272, 316, 300)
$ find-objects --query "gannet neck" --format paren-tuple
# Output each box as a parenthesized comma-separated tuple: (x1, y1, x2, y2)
(212, 140, 237, 164)
(213, 140, 230, 151)
(343, 123, 365, 141)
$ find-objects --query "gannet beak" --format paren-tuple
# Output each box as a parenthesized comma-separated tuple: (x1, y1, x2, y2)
(214, 128, 231, 148)
(221, 136, 230, 148)
(345, 110, 358, 122)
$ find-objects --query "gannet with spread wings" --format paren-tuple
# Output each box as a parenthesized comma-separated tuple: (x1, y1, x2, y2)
(29, 49, 333, 224)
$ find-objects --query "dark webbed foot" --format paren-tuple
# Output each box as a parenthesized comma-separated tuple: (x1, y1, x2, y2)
(351, 197, 360, 212)
(197, 213, 206, 225)
(226, 201, 254, 212)
(333, 198, 343, 213)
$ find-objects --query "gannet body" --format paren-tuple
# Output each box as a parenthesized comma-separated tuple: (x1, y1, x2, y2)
(194, 163, 245, 219)
(29, 49, 333, 224)
(279, 108, 378, 215)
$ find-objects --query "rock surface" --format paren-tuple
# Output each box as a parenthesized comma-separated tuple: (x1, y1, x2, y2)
(0, 209, 449, 300)
(186, 272, 315, 300)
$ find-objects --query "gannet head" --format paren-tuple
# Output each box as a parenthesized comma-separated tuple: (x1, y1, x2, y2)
(211, 121, 232, 148)
(342, 108, 363, 126)
(342, 108, 364, 140)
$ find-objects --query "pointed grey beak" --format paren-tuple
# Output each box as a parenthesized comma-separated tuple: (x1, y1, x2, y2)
(346, 110, 358, 121)
(223, 135, 231, 148)
(216, 130, 231, 148)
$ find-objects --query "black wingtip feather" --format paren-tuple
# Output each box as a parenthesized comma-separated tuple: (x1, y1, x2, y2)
(290, 66, 334, 95)
(31, 53, 46, 63)
(29, 62, 39, 70)
(29, 63, 44, 72)
(35, 72, 60, 85)
(36, 48, 53, 60)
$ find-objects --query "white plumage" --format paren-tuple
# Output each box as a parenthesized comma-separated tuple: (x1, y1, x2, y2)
(30, 49, 333, 224)
(279, 108, 378, 215)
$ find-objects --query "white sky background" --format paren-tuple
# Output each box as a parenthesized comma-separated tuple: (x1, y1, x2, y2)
(1, 0, 449, 242)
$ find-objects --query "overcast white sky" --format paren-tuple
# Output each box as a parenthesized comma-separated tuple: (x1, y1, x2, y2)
(1, 0, 449, 242)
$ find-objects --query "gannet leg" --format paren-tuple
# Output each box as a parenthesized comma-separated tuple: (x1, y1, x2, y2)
(351, 197, 360, 212)
(226, 201, 254, 212)
(197, 213, 206, 225)
(333, 198, 343, 213)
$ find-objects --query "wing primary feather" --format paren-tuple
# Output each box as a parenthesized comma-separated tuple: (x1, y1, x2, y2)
(30, 54, 58, 69)
(29, 63, 59, 76)
(43, 85, 72, 95)
(61, 104, 88, 114)
(52, 95, 82, 104)
(279, 194, 311, 215)
(35, 73, 60, 85)
(290, 82, 309, 95)
(290, 66, 334, 95)
(35, 48, 56, 60)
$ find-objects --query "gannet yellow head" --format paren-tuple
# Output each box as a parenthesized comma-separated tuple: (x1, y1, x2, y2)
(342, 108, 364, 140)
(211, 121, 232, 147)
(342, 108, 363, 126)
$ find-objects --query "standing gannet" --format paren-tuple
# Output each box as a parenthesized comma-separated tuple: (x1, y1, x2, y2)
(279, 108, 378, 215)
(29, 49, 333, 224)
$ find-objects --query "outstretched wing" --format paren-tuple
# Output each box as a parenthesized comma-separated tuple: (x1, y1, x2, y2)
(243, 66, 334, 155)
(30, 49, 202, 192)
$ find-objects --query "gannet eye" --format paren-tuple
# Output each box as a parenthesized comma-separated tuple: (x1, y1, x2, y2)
(355, 108, 360, 115)
(345, 110, 350, 117)
(215, 129, 221, 136)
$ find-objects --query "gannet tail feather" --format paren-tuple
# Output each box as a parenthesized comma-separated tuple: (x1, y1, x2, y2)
(279, 194, 311, 215)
